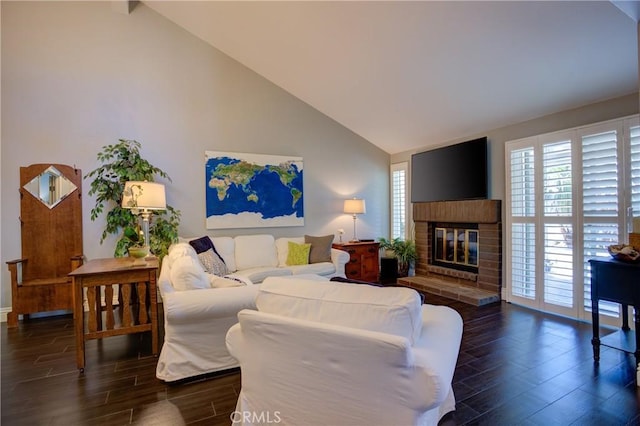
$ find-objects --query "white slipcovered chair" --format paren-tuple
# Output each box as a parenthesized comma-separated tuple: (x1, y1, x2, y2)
(226, 276, 463, 426)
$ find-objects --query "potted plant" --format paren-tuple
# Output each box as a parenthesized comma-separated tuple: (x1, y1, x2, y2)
(378, 237, 400, 258)
(377, 237, 418, 277)
(85, 139, 181, 261)
(394, 239, 418, 277)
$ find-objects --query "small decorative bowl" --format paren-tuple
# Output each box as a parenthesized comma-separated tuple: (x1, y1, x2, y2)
(128, 246, 149, 265)
(607, 244, 640, 262)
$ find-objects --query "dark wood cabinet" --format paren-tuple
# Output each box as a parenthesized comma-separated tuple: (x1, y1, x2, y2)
(333, 242, 379, 282)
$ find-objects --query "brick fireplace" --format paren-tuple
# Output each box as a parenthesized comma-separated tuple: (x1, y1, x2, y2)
(398, 200, 502, 306)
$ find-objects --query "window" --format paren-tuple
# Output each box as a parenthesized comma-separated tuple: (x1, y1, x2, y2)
(391, 162, 408, 240)
(506, 115, 639, 323)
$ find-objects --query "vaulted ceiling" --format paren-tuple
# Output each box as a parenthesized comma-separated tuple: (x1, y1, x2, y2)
(144, 1, 639, 154)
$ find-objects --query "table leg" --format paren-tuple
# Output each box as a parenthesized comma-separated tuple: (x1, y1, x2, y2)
(105, 285, 114, 330)
(87, 287, 97, 333)
(623, 303, 630, 331)
(150, 274, 158, 356)
(591, 298, 600, 362)
(121, 284, 132, 327)
(136, 282, 148, 325)
(72, 277, 85, 372)
(634, 306, 640, 365)
(635, 306, 640, 387)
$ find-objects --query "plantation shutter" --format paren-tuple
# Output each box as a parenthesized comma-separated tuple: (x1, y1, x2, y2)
(391, 162, 408, 240)
(542, 141, 573, 308)
(582, 130, 620, 317)
(510, 147, 536, 299)
(630, 126, 640, 213)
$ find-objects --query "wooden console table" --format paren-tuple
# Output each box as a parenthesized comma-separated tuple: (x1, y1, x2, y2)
(69, 257, 159, 372)
(589, 258, 640, 369)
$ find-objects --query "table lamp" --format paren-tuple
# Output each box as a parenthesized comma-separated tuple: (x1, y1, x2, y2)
(122, 181, 166, 255)
(344, 198, 366, 242)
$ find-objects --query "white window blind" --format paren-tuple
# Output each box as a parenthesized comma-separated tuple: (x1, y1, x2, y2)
(391, 162, 408, 240)
(581, 130, 620, 317)
(582, 131, 618, 217)
(510, 148, 535, 300)
(543, 141, 572, 217)
(542, 141, 573, 308)
(630, 126, 640, 213)
(544, 223, 573, 307)
(511, 223, 536, 299)
(510, 148, 535, 217)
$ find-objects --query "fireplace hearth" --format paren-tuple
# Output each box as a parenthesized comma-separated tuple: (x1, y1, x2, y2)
(398, 200, 502, 306)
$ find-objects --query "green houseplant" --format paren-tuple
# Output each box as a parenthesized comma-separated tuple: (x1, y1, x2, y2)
(85, 139, 181, 261)
(377, 237, 418, 277)
(378, 237, 401, 258)
(394, 239, 418, 277)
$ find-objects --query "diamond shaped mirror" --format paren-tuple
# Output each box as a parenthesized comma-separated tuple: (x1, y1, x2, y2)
(23, 166, 78, 209)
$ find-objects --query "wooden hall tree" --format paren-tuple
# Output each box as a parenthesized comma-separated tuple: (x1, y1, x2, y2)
(6, 164, 83, 327)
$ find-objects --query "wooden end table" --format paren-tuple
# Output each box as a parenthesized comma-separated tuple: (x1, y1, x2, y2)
(69, 257, 159, 372)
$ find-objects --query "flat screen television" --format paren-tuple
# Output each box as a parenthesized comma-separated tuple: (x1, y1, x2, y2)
(411, 137, 488, 203)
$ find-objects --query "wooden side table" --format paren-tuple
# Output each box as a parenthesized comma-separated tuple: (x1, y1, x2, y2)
(589, 258, 640, 360)
(589, 257, 640, 386)
(333, 241, 380, 282)
(69, 257, 159, 372)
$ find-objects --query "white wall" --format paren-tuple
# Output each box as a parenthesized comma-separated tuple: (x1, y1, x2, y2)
(0, 1, 390, 310)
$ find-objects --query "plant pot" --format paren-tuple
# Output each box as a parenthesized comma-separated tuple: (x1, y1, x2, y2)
(383, 249, 395, 258)
(398, 262, 409, 278)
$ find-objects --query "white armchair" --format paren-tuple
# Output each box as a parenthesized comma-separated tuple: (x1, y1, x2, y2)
(226, 277, 463, 426)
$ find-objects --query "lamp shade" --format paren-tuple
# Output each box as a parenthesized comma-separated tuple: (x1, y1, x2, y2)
(122, 181, 166, 211)
(344, 198, 366, 215)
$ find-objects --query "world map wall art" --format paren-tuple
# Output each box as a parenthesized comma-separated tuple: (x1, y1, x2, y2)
(205, 151, 304, 229)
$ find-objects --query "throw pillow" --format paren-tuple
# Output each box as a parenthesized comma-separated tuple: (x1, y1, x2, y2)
(197, 248, 229, 276)
(189, 235, 224, 260)
(286, 241, 311, 266)
(305, 234, 334, 263)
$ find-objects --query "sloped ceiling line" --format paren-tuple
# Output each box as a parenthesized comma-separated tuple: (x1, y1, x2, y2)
(143, 1, 638, 154)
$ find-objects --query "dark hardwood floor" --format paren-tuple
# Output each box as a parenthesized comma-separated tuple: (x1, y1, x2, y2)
(2, 294, 640, 425)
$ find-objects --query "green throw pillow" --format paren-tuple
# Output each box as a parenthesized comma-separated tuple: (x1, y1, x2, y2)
(287, 241, 311, 266)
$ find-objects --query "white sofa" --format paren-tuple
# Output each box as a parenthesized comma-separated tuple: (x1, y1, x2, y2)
(226, 276, 463, 426)
(177, 234, 349, 284)
(156, 234, 349, 382)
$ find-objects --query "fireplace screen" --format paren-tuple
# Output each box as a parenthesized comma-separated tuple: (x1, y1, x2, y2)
(434, 227, 479, 268)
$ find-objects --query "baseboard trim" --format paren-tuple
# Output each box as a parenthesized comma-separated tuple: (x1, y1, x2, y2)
(0, 308, 74, 323)
(0, 307, 11, 323)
